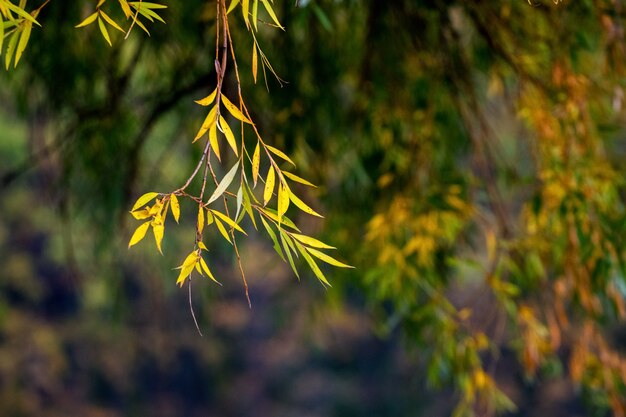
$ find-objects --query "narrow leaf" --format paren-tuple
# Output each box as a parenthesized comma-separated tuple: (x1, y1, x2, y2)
(128, 221, 150, 248)
(306, 247, 353, 268)
(260, 0, 284, 30)
(131, 208, 151, 220)
(282, 171, 316, 187)
(129, 2, 168, 9)
(198, 241, 208, 251)
(197, 206, 205, 234)
(221, 93, 253, 124)
(263, 165, 275, 206)
(14, 20, 31, 67)
(290, 192, 323, 217)
(176, 251, 199, 286)
(252, 141, 260, 187)
(214, 218, 232, 244)
(235, 186, 243, 222)
(219, 116, 238, 156)
(209, 122, 220, 161)
(242, 0, 250, 28)
(277, 181, 290, 224)
(291, 233, 335, 249)
(169, 194, 180, 223)
(5, 2, 40, 26)
(193, 105, 217, 143)
(259, 207, 300, 231)
(207, 161, 240, 204)
(210, 209, 247, 234)
(200, 257, 220, 284)
(195, 88, 217, 106)
(132, 192, 159, 210)
(97, 16, 112, 46)
(296, 242, 331, 286)
(100, 10, 125, 32)
(280, 231, 299, 278)
(119, 0, 132, 17)
(5, 30, 18, 70)
(252, 43, 258, 83)
(242, 184, 257, 229)
(260, 216, 285, 261)
(153, 223, 164, 254)
(75, 11, 98, 28)
(265, 144, 295, 166)
(252, 0, 258, 31)
(227, 0, 240, 14)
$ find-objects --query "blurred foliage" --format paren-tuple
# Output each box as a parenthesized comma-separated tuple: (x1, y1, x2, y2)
(1, 0, 626, 416)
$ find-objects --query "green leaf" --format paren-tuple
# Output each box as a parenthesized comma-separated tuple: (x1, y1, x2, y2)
(5, 2, 40, 26)
(5, 29, 18, 70)
(207, 161, 240, 204)
(129, 2, 168, 9)
(242, 184, 257, 229)
(210, 209, 247, 234)
(75, 11, 99, 28)
(132, 192, 159, 211)
(97, 16, 112, 46)
(280, 231, 299, 278)
(282, 170, 317, 187)
(291, 233, 335, 249)
(252, 0, 258, 31)
(263, 165, 275, 206)
(260, 216, 285, 261)
(306, 247, 353, 268)
(259, 207, 300, 231)
(296, 242, 331, 287)
(221, 93, 253, 124)
(219, 115, 238, 156)
(128, 221, 150, 248)
(170, 194, 180, 223)
(265, 144, 295, 166)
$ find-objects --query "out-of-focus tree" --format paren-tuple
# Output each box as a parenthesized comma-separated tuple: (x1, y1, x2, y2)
(1, 0, 626, 416)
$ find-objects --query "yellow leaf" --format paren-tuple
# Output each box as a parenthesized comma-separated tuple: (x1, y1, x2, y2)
(14, 20, 32, 67)
(291, 233, 335, 249)
(219, 116, 238, 156)
(118, 0, 132, 17)
(259, 207, 300, 231)
(100, 10, 125, 32)
(152, 222, 164, 254)
(176, 251, 199, 286)
(198, 241, 208, 251)
(277, 181, 290, 223)
(206, 210, 214, 225)
(227, 0, 240, 14)
(128, 221, 150, 248)
(265, 144, 295, 166)
(197, 206, 205, 234)
(290, 192, 323, 217)
(209, 122, 220, 161)
(263, 165, 275, 206)
(260, 0, 284, 30)
(252, 0, 258, 31)
(170, 193, 180, 223)
(131, 208, 151, 220)
(214, 218, 232, 244)
(221, 93, 253, 124)
(193, 105, 217, 143)
(200, 257, 220, 284)
(252, 141, 260, 187)
(132, 192, 159, 210)
(252, 43, 258, 83)
(97, 0, 106, 8)
(282, 171, 316, 187)
(75, 11, 98, 28)
(306, 247, 353, 268)
(195, 88, 217, 106)
(242, 0, 250, 29)
(210, 210, 247, 234)
(97, 16, 112, 46)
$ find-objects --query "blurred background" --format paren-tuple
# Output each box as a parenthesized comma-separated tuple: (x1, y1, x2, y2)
(1, 1, 626, 416)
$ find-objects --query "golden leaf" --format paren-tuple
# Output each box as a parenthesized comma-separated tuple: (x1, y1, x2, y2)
(128, 221, 150, 248)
